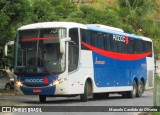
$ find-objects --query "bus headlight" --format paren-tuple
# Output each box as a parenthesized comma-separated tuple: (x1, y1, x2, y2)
(52, 78, 67, 86)
(16, 81, 23, 86)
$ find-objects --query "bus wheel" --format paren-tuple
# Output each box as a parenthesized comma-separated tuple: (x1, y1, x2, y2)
(137, 80, 144, 97)
(126, 80, 137, 98)
(39, 95, 46, 103)
(80, 81, 92, 102)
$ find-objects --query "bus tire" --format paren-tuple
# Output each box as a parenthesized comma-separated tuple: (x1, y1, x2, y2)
(80, 80, 92, 102)
(39, 95, 46, 103)
(136, 80, 144, 97)
(126, 80, 137, 98)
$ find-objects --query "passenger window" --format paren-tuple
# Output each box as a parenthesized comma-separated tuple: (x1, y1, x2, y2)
(95, 32, 104, 49)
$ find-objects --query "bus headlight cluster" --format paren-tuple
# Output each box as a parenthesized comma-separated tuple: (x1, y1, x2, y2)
(16, 81, 23, 86)
(52, 78, 67, 86)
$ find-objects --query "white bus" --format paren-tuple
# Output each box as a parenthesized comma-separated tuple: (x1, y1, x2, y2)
(14, 22, 154, 102)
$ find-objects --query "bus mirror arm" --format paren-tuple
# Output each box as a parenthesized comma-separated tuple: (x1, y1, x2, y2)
(4, 41, 14, 56)
(60, 37, 71, 42)
(69, 41, 76, 44)
(60, 37, 71, 53)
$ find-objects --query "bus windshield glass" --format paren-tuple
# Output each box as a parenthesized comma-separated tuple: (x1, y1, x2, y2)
(15, 28, 66, 75)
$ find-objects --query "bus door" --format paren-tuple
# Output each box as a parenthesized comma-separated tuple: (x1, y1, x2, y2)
(68, 28, 79, 73)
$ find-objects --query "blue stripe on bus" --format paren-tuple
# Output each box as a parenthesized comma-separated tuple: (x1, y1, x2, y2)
(92, 51, 147, 87)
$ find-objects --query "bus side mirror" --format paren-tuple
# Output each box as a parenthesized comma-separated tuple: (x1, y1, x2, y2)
(4, 41, 14, 56)
(60, 37, 71, 53)
(4, 44, 8, 56)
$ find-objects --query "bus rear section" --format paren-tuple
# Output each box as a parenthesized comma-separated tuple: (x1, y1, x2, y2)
(80, 25, 154, 99)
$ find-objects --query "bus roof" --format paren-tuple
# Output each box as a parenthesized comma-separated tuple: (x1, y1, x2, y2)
(88, 24, 124, 32)
(18, 22, 87, 30)
(18, 22, 152, 42)
(140, 36, 152, 42)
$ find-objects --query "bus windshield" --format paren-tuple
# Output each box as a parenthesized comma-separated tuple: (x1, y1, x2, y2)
(15, 28, 66, 75)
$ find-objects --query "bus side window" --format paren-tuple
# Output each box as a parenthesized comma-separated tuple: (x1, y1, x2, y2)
(80, 29, 87, 50)
(92, 31, 97, 47)
(137, 40, 143, 54)
(103, 34, 107, 50)
(80, 30, 92, 50)
(146, 41, 152, 57)
(69, 28, 79, 45)
(134, 40, 139, 54)
(80, 29, 86, 43)
(110, 34, 117, 52)
(86, 31, 91, 45)
(105, 34, 111, 51)
(127, 38, 134, 54)
(117, 36, 128, 53)
(95, 32, 104, 50)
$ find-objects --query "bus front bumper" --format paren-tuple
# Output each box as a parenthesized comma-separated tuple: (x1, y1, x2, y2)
(20, 86, 56, 95)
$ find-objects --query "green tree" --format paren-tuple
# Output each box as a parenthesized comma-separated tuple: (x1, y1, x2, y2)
(0, 0, 32, 68)
(0, 0, 78, 68)
(117, 0, 160, 59)
(117, 0, 157, 35)
(48, 0, 78, 19)
(66, 5, 135, 33)
(31, 0, 57, 22)
(31, 0, 78, 21)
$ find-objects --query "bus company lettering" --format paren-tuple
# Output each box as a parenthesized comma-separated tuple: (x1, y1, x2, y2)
(95, 57, 105, 65)
(113, 34, 129, 44)
(25, 78, 48, 84)
(25, 79, 43, 83)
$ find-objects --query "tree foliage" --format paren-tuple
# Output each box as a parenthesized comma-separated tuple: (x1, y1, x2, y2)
(31, 0, 57, 22)
(117, 0, 160, 58)
(48, 0, 78, 19)
(0, 0, 32, 68)
(66, 5, 135, 33)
